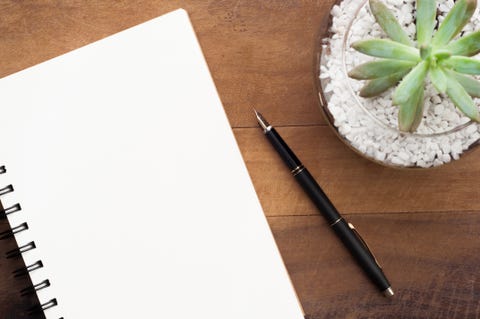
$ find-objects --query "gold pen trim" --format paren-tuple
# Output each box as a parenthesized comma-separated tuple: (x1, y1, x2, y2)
(291, 165, 305, 176)
(348, 222, 382, 268)
(330, 217, 343, 227)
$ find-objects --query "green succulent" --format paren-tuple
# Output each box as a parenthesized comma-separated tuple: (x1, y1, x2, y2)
(348, 0, 480, 132)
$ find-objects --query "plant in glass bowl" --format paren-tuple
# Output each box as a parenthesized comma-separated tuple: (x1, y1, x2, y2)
(316, 0, 480, 168)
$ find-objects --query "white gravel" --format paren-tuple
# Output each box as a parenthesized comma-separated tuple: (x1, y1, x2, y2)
(320, 0, 480, 168)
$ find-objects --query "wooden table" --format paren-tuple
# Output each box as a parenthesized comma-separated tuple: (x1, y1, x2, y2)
(0, 1, 479, 318)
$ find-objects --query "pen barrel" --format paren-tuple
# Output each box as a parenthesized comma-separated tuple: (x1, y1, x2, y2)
(332, 219, 391, 292)
(293, 168, 341, 225)
(264, 128, 339, 223)
(259, 118, 393, 295)
(265, 128, 302, 171)
(294, 169, 391, 292)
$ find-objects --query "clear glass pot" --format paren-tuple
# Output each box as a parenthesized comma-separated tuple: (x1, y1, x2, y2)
(314, 0, 480, 168)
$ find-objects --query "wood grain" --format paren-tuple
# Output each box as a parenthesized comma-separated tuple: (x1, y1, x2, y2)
(0, 0, 334, 128)
(0, 0, 479, 318)
(269, 212, 480, 319)
(236, 126, 480, 216)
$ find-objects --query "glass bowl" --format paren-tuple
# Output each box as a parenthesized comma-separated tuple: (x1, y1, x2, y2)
(314, 0, 480, 168)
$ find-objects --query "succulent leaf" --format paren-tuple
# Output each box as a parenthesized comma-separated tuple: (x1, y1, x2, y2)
(398, 85, 424, 132)
(348, 60, 416, 79)
(393, 61, 429, 105)
(352, 39, 421, 61)
(430, 66, 448, 93)
(449, 70, 480, 98)
(416, 0, 437, 46)
(433, 49, 452, 60)
(410, 91, 425, 132)
(432, 0, 477, 47)
(445, 30, 480, 56)
(445, 73, 480, 121)
(359, 70, 410, 97)
(369, 0, 412, 46)
(441, 56, 480, 75)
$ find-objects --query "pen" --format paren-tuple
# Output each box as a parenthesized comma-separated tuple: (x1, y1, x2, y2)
(254, 109, 394, 297)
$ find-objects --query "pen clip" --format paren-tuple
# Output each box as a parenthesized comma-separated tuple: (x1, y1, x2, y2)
(348, 223, 382, 268)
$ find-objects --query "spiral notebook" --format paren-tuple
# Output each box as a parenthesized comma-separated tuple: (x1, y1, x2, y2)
(0, 9, 304, 319)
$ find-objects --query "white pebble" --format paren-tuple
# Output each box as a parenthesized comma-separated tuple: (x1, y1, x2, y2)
(331, 5, 341, 17)
(452, 141, 463, 154)
(390, 156, 405, 165)
(466, 124, 478, 135)
(434, 104, 445, 115)
(433, 159, 444, 167)
(374, 150, 386, 162)
(442, 154, 451, 163)
(440, 143, 451, 154)
(398, 151, 410, 161)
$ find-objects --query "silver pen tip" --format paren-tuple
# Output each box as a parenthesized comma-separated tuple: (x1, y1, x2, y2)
(253, 108, 270, 132)
(383, 287, 394, 298)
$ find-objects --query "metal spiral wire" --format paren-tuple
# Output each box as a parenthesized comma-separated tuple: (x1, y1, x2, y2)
(0, 165, 61, 318)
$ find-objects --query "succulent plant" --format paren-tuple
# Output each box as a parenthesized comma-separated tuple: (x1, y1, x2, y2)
(348, 0, 480, 132)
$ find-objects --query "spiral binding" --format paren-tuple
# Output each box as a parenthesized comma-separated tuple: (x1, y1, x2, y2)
(0, 165, 61, 318)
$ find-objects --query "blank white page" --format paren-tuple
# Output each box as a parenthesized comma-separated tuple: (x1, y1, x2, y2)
(0, 9, 304, 319)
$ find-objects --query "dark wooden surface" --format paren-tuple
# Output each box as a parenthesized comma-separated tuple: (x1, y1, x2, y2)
(0, 1, 479, 318)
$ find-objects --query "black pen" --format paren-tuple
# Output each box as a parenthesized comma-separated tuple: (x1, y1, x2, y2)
(254, 109, 394, 297)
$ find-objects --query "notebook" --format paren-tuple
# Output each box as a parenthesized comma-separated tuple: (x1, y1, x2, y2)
(0, 8, 304, 319)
